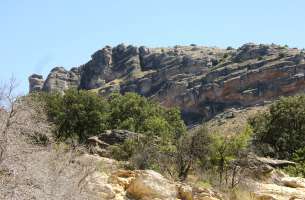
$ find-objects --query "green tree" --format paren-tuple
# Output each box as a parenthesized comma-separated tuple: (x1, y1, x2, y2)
(41, 90, 186, 147)
(44, 89, 109, 143)
(175, 126, 212, 180)
(250, 95, 305, 159)
(209, 125, 252, 185)
(108, 92, 186, 139)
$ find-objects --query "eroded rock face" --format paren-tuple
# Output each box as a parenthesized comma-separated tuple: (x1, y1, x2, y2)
(29, 43, 305, 124)
(43, 67, 80, 93)
(233, 153, 305, 200)
(29, 74, 44, 92)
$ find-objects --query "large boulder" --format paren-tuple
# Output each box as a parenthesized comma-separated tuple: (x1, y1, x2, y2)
(126, 170, 178, 200)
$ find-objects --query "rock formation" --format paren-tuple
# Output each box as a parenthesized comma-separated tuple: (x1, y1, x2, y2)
(28, 74, 44, 92)
(77, 154, 224, 200)
(29, 43, 305, 123)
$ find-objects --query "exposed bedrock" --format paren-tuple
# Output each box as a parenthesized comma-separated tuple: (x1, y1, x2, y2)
(29, 43, 305, 124)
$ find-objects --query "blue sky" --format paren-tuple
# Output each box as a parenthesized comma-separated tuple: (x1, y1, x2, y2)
(1, 0, 305, 94)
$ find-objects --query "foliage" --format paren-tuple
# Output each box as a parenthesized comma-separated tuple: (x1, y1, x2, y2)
(108, 92, 185, 140)
(208, 125, 252, 185)
(250, 95, 305, 159)
(175, 126, 212, 180)
(284, 147, 305, 178)
(43, 89, 109, 143)
(38, 89, 186, 146)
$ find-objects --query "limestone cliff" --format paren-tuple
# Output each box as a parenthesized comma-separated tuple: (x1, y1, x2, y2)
(29, 43, 305, 123)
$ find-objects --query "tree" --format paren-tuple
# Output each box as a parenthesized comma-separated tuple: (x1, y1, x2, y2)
(250, 95, 305, 159)
(43, 89, 109, 143)
(107, 92, 186, 139)
(209, 125, 252, 185)
(175, 126, 212, 180)
(41, 90, 186, 145)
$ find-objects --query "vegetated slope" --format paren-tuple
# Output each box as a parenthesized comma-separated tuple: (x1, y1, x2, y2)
(29, 43, 305, 124)
(2, 94, 305, 200)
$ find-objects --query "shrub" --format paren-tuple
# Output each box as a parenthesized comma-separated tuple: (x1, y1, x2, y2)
(43, 89, 109, 143)
(107, 92, 186, 139)
(284, 147, 305, 177)
(40, 90, 186, 146)
(209, 125, 252, 185)
(250, 95, 305, 159)
(175, 126, 212, 180)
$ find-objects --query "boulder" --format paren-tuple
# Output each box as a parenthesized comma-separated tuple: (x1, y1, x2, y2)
(281, 177, 305, 188)
(95, 130, 141, 146)
(126, 170, 177, 200)
(250, 182, 305, 200)
(72, 154, 224, 200)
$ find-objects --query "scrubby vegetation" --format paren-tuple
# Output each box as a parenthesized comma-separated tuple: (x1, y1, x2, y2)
(36, 89, 186, 144)
(30, 89, 305, 186)
(250, 95, 305, 177)
(31, 89, 253, 184)
(250, 95, 305, 160)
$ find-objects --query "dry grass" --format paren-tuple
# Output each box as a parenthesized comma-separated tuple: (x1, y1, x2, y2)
(0, 96, 102, 200)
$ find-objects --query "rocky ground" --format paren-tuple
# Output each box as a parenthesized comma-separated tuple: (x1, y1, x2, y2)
(29, 43, 305, 124)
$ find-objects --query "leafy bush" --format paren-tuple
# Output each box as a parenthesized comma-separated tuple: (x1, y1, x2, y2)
(250, 95, 305, 159)
(175, 126, 212, 180)
(284, 147, 305, 178)
(43, 89, 109, 143)
(209, 125, 252, 184)
(39, 89, 186, 145)
(107, 92, 185, 140)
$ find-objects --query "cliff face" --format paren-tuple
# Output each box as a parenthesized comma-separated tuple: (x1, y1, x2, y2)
(29, 43, 305, 123)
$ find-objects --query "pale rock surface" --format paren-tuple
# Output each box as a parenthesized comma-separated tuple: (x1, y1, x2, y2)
(78, 156, 223, 200)
(126, 170, 178, 200)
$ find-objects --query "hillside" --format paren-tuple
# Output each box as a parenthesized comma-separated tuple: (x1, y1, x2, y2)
(2, 93, 305, 199)
(29, 43, 305, 124)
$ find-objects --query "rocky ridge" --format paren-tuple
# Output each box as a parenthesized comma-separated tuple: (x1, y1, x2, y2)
(29, 43, 305, 123)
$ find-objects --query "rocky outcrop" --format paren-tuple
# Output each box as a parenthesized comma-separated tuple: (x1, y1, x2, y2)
(29, 74, 44, 92)
(43, 67, 80, 93)
(232, 153, 305, 200)
(91, 130, 141, 146)
(245, 174, 305, 200)
(88, 130, 142, 157)
(29, 43, 305, 124)
(76, 154, 223, 200)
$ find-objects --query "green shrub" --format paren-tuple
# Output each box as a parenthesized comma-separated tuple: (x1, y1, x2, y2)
(39, 90, 186, 145)
(209, 125, 252, 184)
(107, 92, 186, 139)
(43, 89, 109, 143)
(250, 95, 305, 159)
(284, 147, 305, 177)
